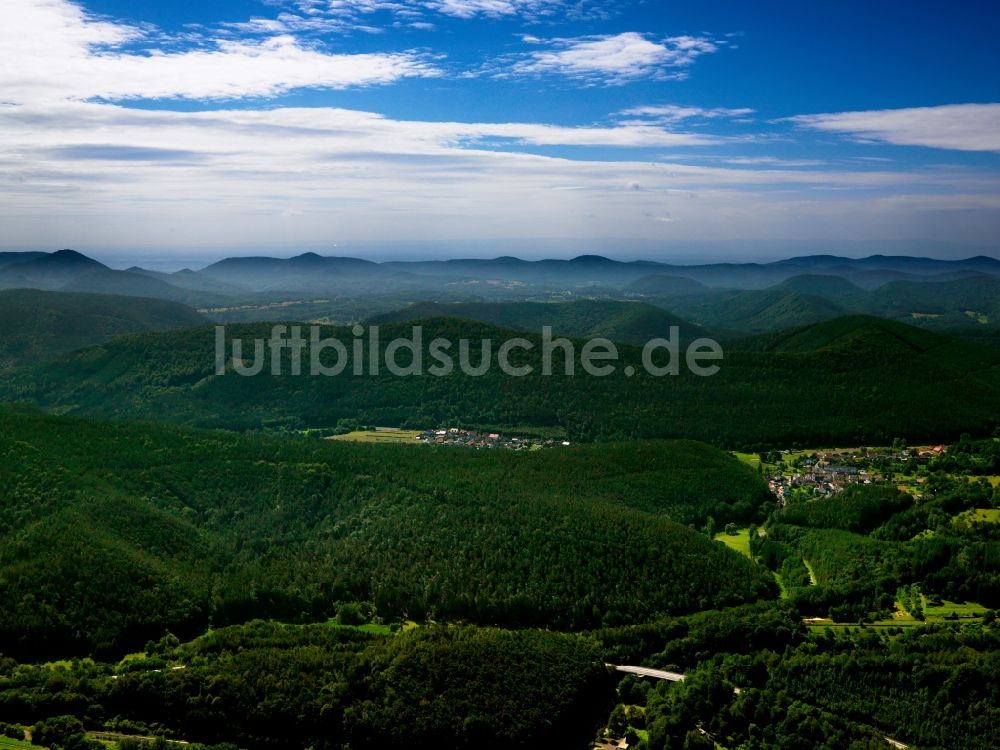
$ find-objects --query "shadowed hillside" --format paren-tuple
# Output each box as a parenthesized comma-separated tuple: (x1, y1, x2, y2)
(0, 288, 207, 369)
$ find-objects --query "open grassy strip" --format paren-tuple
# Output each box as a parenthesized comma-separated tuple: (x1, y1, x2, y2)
(802, 558, 818, 585)
(921, 595, 989, 619)
(327, 429, 422, 443)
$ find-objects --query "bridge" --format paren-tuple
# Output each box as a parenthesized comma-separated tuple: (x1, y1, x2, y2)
(606, 664, 685, 682)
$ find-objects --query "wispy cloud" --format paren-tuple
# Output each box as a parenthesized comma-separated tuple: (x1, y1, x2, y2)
(719, 156, 825, 167)
(425, 0, 563, 19)
(1, 0, 439, 103)
(620, 105, 754, 121)
(4, 100, 996, 247)
(4, 1, 999, 250)
(272, 0, 571, 26)
(789, 104, 1000, 153)
(496, 32, 724, 85)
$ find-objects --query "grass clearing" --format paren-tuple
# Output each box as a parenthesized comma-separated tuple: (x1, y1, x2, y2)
(325, 620, 419, 636)
(714, 528, 790, 599)
(326, 621, 395, 636)
(806, 596, 990, 631)
(772, 572, 790, 599)
(733, 452, 761, 469)
(714, 528, 751, 558)
(969, 508, 1000, 522)
(0, 736, 34, 750)
(922, 596, 989, 619)
(953, 508, 1000, 526)
(327, 429, 422, 444)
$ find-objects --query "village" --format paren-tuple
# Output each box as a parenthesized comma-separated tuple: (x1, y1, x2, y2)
(415, 427, 570, 450)
(763, 443, 948, 503)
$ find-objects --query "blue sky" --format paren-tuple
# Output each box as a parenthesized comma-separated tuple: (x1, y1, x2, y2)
(1, 0, 999, 261)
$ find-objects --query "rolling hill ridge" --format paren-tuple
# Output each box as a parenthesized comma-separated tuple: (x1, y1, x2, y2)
(4, 315, 998, 447)
(0, 288, 208, 369)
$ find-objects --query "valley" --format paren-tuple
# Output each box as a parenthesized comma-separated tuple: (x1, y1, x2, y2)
(5, 2, 1000, 746)
(0, 251, 997, 750)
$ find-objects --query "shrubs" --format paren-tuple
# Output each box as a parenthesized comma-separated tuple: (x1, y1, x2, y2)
(0, 723, 25, 740)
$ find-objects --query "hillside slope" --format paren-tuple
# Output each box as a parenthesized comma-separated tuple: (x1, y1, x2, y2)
(0, 408, 776, 657)
(0, 288, 208, 369)
(367, 299, 710, 344)
(658, 288, 847, 334)
(4, 316, 999, 447)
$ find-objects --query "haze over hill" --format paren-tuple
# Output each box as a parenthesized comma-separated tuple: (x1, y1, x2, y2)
(3, 249, 1000, 335)
(366, 300, 711, 345)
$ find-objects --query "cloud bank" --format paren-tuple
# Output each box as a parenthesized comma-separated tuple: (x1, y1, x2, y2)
(790, 104, 1000, 153)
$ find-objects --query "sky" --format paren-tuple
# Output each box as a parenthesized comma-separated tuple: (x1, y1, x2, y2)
(1, 0, 999, 262)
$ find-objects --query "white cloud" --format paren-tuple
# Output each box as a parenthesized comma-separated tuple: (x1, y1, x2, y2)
(1, 0, 439, 103)
(4, 99, 998, 251)
(426, 0, 557, 19)
(280, 0, 567, 24)
(501, 32, 723, 84)
(3, 3, 999, 250)
(620, 105, 755, 122)
(720, 157, 825, 167)
(789, 104, 1000, 153)
(0, 101, 720, 153)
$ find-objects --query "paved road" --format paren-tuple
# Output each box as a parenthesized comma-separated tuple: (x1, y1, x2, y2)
(607, 664, 685, 682)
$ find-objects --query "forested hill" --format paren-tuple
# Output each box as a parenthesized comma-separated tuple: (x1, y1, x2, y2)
(4, 315, 999, 448)
(0, 288, 207, 369)
(729, 314, 953, 353)
(367, 299, 711, 345)
(0, 407, 776, 659)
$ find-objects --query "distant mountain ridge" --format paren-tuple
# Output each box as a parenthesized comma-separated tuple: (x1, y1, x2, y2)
(3, 249, 999, 334)
(6, 248, 998, 293)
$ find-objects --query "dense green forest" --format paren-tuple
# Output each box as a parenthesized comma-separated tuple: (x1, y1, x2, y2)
(4, 315, 999, 448)
(0, 407, 776, 659)
(775, 485, 914, 533)
(659, 288, 846, 334)
(1, 604, 995, 750)
(0, 622, 610, 750)
(0, 289, 206, 370)
(0, 277, 998, 748)
(593, 605, 999, 749)
(367, 299, 710, 345)
(755, 477, 1000, 619)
